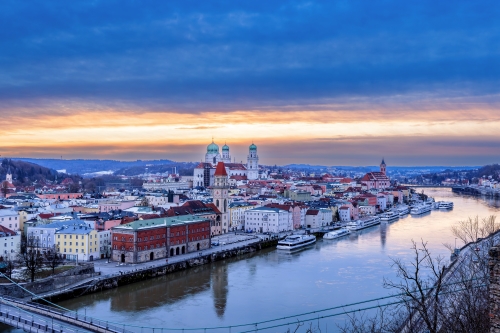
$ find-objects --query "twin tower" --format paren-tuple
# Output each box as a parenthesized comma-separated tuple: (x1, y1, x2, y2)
(204, 140, 259, 180)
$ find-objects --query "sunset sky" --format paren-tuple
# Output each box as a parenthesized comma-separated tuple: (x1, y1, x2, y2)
(1, 1, 499, 166)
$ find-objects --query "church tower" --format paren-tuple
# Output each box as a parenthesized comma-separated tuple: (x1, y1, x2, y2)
(212, 162, 229, 233)
(247, 143, 259, 180)
(221, 143, 231, 163)
(380, 158, 387, 175)
(205, 140, 221, 165)
(6, 165, 12, 183)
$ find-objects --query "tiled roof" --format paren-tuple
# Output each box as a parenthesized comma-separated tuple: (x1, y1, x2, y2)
(214, 162, 228, 176)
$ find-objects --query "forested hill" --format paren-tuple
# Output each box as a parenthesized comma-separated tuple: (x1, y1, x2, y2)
(16, 158, 175, 175)
(0, 159, 62, 186)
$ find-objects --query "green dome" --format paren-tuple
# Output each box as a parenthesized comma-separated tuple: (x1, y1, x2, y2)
(249, 143, 257, 151)
(222, 144, 229, 151)
(207, 142, 219, 154)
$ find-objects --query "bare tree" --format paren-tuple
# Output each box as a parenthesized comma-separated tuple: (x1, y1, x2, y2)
(338, 239, 490, 333)
(0, 255, 17, 280)
(445, 215, 499, 250)
(17, 235, 44, 282)
(44, 245, 64, 274)
(139, 196, 150, 207)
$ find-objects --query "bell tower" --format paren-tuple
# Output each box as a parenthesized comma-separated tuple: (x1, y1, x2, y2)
(380, 158, 386, 175)
(212, 162, 229, 233)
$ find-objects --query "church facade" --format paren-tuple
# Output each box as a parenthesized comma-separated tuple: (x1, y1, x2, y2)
(193, 141, 260, 188)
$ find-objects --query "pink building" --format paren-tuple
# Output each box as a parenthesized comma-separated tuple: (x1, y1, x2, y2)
(99, 200, 136, 212)
(37, 193, 82, 200)
(360, 159, 391, 190)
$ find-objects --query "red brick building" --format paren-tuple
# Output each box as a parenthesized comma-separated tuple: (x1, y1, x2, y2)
(111, 215, 211, 263)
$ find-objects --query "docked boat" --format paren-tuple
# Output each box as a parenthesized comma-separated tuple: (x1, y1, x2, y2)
(432, 201, 441, 210)
(410, 204, 432, 215)
(380, 211, 399, 222)
(323, 228, 351, 239)
(346, 216, 381, 231)
(277, 234, 316, 250)
(438, 201, 454, 210)
(396, 205, 410, 216)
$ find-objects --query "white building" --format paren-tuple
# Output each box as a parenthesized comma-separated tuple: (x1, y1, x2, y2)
(0, 226, 20, 259)
(338, 206, 351, 222)
(193, 141, 261, 188)
(229, 201, 254, 231)
(0, 209, 20, 232)
(98, 230, 111, 259)
(27, 220, 94, 252)
(377, 195, 387, 211)
(305, 208, 333, 228)
(244, 207, 292, 233)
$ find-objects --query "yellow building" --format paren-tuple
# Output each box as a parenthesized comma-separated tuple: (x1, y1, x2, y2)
(228, 201, 254, 231)
(56, 226, 99, 262)
(18, 209, 38, 231)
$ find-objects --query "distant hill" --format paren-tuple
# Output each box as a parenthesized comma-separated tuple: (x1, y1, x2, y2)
(1, 159, 62, 186)
(15, 158, 176, 175)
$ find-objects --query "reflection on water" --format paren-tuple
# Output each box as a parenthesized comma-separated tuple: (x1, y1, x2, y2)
(212, 264, 228, 318)
(109, 264, 212, 312)
(17, 189, 498, 333)
(481, 196, 500, 208)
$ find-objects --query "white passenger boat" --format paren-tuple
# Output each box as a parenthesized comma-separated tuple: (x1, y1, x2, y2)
(323, 228, 351, 239)
(438, 201, 454, 210)
(346, 216, 381, 231)
(396, 205, 410, 216)
(410, 204, 432, 215)
(277, 234, 316, 250)
(380, 211, 399, 222)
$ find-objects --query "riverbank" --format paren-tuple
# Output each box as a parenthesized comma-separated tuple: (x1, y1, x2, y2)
(35, 237, 280, 303)
(453, 186, 500, 198)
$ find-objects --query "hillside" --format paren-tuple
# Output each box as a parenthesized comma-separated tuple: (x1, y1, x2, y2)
(1, 159, 62, 186)
(16, 158, 176, 175)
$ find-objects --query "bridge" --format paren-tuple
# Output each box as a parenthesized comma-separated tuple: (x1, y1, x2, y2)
(0, 295, 129, 333)
(400, 184, 455, 188)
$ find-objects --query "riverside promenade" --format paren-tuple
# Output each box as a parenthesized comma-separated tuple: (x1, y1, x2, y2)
(30, 232, 276, 302)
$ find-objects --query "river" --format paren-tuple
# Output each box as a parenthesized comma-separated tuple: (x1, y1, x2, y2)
(2, 188, 500, 333)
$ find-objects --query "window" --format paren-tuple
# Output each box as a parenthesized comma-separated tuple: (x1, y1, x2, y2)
(76, 249, 78, 253)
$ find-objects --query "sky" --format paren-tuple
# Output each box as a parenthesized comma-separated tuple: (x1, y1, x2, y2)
(1, 0, 500, 166)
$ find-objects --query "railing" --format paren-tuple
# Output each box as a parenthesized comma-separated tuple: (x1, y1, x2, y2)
(0, 296, 132, 333)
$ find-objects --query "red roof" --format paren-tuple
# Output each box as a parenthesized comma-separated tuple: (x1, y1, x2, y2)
(214, 162, 228, 176)
(0, 225, 16, 236)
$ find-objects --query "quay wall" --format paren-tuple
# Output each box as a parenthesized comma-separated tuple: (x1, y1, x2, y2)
(453, 186, 500, 198)
(40, 239, 279, 303)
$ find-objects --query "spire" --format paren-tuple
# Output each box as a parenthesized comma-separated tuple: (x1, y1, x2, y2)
(214, 162, 228, 176)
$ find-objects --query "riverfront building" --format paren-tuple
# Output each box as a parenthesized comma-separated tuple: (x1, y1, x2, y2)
(244, 206, 293, 233)
(111, 215, 211, 264)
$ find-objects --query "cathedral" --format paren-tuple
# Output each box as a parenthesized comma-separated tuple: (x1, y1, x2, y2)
(193, 140, 260, 188)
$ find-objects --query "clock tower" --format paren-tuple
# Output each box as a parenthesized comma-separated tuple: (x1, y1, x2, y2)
(212, 162, 230, 233)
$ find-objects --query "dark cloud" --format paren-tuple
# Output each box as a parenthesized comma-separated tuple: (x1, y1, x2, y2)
(1, 0, 500, 112)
